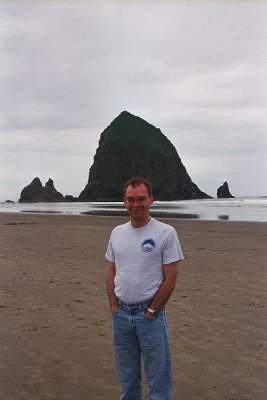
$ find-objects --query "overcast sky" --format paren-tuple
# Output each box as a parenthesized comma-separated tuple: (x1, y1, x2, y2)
(0, 0, 266, 201)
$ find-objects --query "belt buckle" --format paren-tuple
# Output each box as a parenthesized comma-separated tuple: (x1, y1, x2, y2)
(127, 304, 138, 313)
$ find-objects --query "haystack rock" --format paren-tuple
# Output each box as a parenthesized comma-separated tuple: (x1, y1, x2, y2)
(19, 177, 64, 203)
(79, 111, 211, 201)
(217, 181, 235, 198)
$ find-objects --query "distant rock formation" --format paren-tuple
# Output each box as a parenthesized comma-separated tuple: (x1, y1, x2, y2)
(79, 111, 211, 201)
(217, 181, 235, 198)
(64, 195, 79, 202)
(19, 178, 64, 203)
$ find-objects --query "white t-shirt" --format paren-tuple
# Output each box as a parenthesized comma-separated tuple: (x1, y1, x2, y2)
(105, 218, 184, 304)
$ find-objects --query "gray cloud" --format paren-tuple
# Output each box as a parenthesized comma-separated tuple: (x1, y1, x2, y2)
(0, 1, 266, 200)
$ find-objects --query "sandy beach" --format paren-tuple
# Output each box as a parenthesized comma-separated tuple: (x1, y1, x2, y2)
(0, 213, 266, 400)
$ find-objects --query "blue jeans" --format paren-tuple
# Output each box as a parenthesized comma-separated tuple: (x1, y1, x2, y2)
(112, 300, 172, 400)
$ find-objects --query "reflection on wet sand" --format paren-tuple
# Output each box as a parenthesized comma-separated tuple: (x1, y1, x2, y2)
(218, 215, 229, 220)
(81, 210, 200, 219)
(21, 210, 63, 214)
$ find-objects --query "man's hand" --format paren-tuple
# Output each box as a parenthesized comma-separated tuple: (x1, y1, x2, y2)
(111, 304, 119, 314)
(144, 309, 156, 320)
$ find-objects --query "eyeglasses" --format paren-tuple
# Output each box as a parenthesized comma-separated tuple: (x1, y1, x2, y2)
(125, 196, 149, 205)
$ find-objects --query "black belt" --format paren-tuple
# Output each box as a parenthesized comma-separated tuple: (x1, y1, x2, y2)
(118, 298, 152, 313)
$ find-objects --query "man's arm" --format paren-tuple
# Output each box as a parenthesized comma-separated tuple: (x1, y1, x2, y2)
(145, 261, 179, 320)
(106, 262, 119, 314)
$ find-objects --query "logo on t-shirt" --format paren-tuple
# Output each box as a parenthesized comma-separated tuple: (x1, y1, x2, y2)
(141, 238, 156, 253)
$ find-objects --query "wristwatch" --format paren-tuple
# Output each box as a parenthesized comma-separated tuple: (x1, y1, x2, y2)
(147, 307, 158, 316)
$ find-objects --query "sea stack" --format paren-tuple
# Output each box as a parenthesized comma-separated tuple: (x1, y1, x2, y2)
(217, 181, 235, 198)
(19, 178, 64, 203)
(79, 111, 211, 201)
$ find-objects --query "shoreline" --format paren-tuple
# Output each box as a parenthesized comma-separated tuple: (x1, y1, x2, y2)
(1, 210, 267, 225)
(1, 213, 266, 399)
(1, 196, 267, 224)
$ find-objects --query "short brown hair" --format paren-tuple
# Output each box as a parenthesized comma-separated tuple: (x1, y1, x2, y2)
(124, 177, 152, 197)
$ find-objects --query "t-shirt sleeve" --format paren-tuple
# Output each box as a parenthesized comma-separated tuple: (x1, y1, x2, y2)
(162, 228, 184, 264)
(105, 233, 115, 263)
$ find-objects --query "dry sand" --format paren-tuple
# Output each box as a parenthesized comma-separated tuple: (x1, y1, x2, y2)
(0, 213, 266, 400)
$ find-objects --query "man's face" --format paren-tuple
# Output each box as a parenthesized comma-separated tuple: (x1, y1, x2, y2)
(124, 183, 154, 223)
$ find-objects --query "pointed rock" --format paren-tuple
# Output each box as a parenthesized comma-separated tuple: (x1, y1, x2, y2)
(217, 181, 235, 198)
(45, 178, 55, 188)
(31, 177, 43, 187)
(79, 111, 211, 201)
(44, 179, 65, 201)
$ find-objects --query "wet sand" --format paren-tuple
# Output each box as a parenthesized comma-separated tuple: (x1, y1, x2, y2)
(0, 213, 266, 400)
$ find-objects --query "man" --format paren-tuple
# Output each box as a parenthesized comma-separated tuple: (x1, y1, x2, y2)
(106, 177, 184, 400)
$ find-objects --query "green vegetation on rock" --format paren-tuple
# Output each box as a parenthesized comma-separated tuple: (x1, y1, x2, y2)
(79, 111, 210, 201)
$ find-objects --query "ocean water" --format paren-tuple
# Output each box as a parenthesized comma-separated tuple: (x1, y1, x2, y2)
(0, 198, 266, 222)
